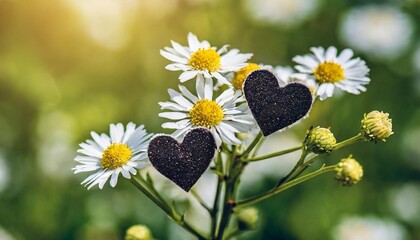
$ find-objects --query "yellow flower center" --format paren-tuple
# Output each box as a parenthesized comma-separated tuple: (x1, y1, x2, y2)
(189, 48, 221, 72)
(189, 99, 224, 128)
(313, 62, 345, 83)
(232, 63, 260, 90)
(101, 143, 132, 170)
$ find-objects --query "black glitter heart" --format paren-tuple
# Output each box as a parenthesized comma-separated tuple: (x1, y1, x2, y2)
(244, 70, 313, 136)
(147, 128, 216, 192)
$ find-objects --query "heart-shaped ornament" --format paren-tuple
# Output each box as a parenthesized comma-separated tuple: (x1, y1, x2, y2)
(244, 70, 313, 136)
(147, 128, 216, 192)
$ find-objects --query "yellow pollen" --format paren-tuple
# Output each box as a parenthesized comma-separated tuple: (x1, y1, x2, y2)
(232, 63, 260, 90)
(313, 62, 345, 83)
(189, 99, 224, 128)
(101, 143, 132, 170)
(189, 48, 221, 72)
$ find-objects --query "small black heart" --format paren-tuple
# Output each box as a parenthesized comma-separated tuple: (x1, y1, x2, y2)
(244, 70, 313, 136)
(147, 128, 216, 192)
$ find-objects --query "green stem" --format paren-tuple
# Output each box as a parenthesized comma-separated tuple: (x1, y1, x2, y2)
(216, 181, 234, 240)
(235, 165, 337, 209)
(276, 148, 307, 187)
(130, 177, 171, 216)
(216, 155, 246, 239)
(240, 132, 263, 157)
(288, 154, 321, 180)
(251, 134, 265, 158)
(243, 145, 302, 162)
(211, 175, 223, 239)
(334, 133, 365, 150)
(130, 177, 208, 240)
(191, 189, 212, 214)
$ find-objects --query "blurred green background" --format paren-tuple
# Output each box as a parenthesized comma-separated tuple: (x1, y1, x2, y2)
(0, 0, 419, 239)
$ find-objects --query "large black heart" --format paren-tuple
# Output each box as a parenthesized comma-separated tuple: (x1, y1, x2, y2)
(244, 70, 313, 136)
(147, 128, 216, 192)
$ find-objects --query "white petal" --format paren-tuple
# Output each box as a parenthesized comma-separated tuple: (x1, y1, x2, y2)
(162, 119, 191, 129)
(77, 148, 102, 158)
(204, 78, 213, 100)
(325, 46, 337, 61)
(210, 127, 222, 148)
(90, 131, 108, 150)
(122, 122, 136, 144)
(160, 50, 188, 64)
(171, 125, 193, 140)
(110, 169, 121, 187)
(212, 72, 231, 86)
(168, 89, 194, 108)
(337, 48, 354, 64)
(179, 71, 199, 82)
(196, 75, 205, 99)
(216, 88, 234, 106)
(310, 47, 325, 63)
(159, 112, 188, 120)
(188, 32, 201, 52)
(159, 102, 189, 111)
(171, 40, 190, 58)
(179, 85, 199, 103)
(165, 63, 190, 71)
(110, 123, 124, 143)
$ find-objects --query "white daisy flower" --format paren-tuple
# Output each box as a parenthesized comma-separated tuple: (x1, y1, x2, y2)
(293, 46, 370, 100)
(160, 32, 253, 86)
(73, 122, 153, 190)
(340, 5, 414, 60)
(158, 79, 254, 147)
(243, 0, 321, 28)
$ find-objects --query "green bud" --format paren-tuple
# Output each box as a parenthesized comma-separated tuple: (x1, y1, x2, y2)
(125, 225, 153, 240)
(304, 126, 336, 154)
(361, 110, 393, 142)
(335, 155, 363, 186)
(236, 207, 259, 231)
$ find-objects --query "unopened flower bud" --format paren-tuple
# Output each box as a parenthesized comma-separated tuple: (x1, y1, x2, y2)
(236, 207, 259, 231)
(335, 155, 363, 186)
(125, 225, 153, 240)
(361, 110, 393, 142)
(304, 127, 336, 154)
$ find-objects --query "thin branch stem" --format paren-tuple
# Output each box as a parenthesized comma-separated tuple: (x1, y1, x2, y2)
(243, 145, 302, 162)
(288, 154, 321, 180)
(276, 148, 307, 187)
(235, 165, 337, 209)
(211, 175, 223, 239)
(130, 177, 208, 240)
(191, 189, 212, 214)
(334, 133, 365, 150)
(251, 134, 265, 158)
(240, 132, 263, 157)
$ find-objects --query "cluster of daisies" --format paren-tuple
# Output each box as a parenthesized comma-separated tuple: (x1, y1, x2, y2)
(73, 32, 370, 189)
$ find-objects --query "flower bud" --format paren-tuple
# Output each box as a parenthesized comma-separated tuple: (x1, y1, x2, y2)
(304, 126, 336, 154)
(235, 207, 259, 231)
(125, 225, 153, 240)
(361, 110, 393, 142)
(335, 155, 363, 186)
